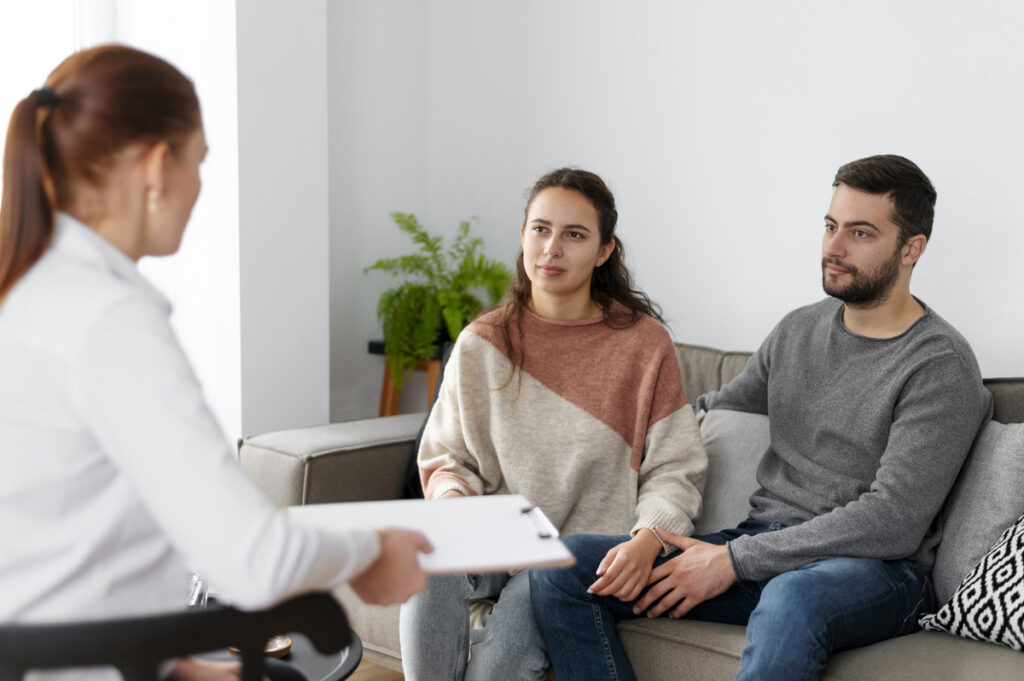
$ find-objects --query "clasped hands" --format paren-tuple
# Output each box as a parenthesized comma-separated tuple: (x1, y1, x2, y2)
(587, 526, 737, 620)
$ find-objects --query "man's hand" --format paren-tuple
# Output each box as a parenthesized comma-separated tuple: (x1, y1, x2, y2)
(632, 526, 738, 619)
(587, 529, 663, 602)
(438, 489, 465, 499)
(350, 528, 433, 605)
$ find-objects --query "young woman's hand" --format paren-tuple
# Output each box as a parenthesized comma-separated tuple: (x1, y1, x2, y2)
(586, 529, 663, 602)
(437, 489, 465, 499)
(350, 528, 433, 605)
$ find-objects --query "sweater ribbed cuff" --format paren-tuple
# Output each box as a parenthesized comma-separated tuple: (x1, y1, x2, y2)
(430, 481, 471, 499)
(633, 510, 694, 556)
(727, 535, 760, 582)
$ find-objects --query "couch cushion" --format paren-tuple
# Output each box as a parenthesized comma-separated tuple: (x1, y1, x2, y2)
(619, 619, 1024, 681)
(620, 619, 746, 679)
(824, 629, 1024, 680)
(920, 508, 1024, 651)
(695, 409, 768, 536)
(931, 421, 1024, 604)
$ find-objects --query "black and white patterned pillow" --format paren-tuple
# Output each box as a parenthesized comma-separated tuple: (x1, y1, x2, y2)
(919, 510, 1024, 651)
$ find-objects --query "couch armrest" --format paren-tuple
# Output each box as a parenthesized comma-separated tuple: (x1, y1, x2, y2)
(239, 413, 426, 507)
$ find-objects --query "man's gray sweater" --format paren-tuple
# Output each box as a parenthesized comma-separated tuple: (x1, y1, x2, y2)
(697, 297, 992, 583)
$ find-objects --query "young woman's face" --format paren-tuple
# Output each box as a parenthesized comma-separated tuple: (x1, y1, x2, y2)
(521, 187, 613, 304)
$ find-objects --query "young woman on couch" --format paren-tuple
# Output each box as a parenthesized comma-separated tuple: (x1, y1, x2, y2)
(399, 168, 708, 681)
(0, 45, 431, 681)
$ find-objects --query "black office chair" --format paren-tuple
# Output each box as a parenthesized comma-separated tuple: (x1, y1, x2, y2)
(0, 591, 351, 681)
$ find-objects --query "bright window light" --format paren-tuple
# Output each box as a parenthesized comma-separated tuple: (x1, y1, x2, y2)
(0, 0, 77, 197)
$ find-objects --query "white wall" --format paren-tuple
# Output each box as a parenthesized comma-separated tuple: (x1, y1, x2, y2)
(329, 0, 1024, 420)
(237, 0, 332, 435)
(328, 0, 430, 419)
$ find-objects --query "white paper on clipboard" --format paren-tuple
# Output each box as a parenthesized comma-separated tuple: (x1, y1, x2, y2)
(288, 494, 575, 574)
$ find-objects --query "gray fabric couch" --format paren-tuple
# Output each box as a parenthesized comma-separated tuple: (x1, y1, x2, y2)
(239, 342, 1024, 680)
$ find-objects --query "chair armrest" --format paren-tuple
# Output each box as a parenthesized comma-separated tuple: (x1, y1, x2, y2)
(239, 413, 426, 507)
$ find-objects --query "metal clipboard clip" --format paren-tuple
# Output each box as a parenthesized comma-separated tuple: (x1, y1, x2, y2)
(520, 505, 560, 540)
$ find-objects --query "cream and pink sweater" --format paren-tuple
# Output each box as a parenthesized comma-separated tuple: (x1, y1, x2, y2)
(418, 304, 707, 544)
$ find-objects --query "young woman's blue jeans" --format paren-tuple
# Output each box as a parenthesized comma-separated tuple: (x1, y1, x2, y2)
(399, 570, 549, 681)
(530, 521, 933, 681)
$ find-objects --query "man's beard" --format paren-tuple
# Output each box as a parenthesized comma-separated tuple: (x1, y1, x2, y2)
(821, 246, 901, 307)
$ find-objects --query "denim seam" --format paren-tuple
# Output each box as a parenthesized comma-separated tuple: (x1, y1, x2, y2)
(589, 598, 621, 681)
(455, 611, 469, 681)
(899, 569, 929, 634)
(879, 561, 926, 635)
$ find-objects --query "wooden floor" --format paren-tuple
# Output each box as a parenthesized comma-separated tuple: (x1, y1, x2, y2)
(349, 658, 404, 681)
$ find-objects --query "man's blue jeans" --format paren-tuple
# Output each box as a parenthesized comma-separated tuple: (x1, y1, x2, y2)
(530, 521, 933, 681)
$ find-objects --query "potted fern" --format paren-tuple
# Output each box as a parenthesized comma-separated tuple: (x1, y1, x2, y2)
(365, 212, 512, 390)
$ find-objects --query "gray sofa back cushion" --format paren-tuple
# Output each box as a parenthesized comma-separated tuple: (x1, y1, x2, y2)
(931, 421, 1024, 604)
(695, 409, 769, 536)
(675, 343, 751, 407)
(985, 378, 1024, 424)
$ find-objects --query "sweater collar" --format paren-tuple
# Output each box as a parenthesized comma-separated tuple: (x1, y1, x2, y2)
(522, 300, 627, 327)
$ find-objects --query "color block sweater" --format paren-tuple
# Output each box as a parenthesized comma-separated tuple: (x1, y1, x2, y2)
(418, 304, 707, 546)
(697, 298, 992, 582)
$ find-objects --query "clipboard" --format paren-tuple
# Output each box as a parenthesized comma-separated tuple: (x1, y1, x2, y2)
(288, 494, 575, 574)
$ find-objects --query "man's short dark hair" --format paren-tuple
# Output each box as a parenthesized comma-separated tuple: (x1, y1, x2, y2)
(833, 155, 937, 244)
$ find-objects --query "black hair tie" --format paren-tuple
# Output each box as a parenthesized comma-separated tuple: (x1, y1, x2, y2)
(33, 88, 59, 108)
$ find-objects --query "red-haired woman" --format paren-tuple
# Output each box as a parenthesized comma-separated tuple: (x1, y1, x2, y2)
(0, 45, 430, 680)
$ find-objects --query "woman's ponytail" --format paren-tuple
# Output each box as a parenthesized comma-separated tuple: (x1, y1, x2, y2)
(0, 90, 57, 300)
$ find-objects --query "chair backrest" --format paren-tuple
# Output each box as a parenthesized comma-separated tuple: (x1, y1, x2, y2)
(0, 592, 350, 681)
